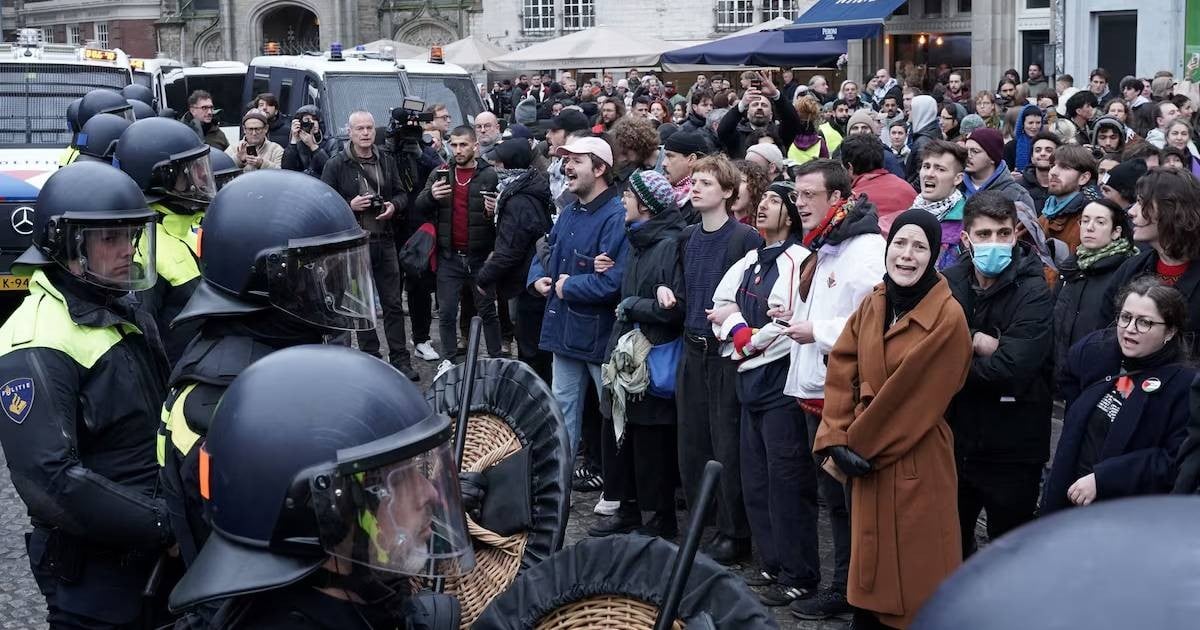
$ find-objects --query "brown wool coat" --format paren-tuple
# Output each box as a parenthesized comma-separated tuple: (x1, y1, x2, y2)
(814, 278, 972, 629)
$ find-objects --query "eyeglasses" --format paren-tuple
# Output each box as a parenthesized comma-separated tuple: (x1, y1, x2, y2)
(244, 125, 266, 132)
(1117, 312, 1167, 333)
(966, 147, 984, 157)
(435, 114, 452, 121)
(789, 188, 827, 203)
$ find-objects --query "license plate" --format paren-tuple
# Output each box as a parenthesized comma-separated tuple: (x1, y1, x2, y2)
(0, 276, 29, 291)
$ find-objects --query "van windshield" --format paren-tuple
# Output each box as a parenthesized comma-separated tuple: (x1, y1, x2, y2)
(324, 73, 405, 138)
(164, 73, 245, 127)
(406, 76, 482, 129)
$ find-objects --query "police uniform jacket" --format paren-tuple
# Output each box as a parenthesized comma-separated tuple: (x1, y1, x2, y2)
(0, 269, 171, 548)
(137, 201, 203, 364)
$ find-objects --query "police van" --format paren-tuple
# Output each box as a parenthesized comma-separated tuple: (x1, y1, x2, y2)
(243, 43, 483, 143)
(163, 61, 249, 147)
(130, 56, 184, 111)
(0, 29, 133, 310)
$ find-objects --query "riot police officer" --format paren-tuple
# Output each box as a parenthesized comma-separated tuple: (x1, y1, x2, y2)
(169, 345, 471, 629)
(0, 162, 173, 628)
(59, 89, 133, 167)
(72, 112, 132, 164)
(127, 98, 157, 121)
(208, 149, 242, 189)
(123, 83, 157, 112)
(158, 169, 378, 566)
(115, 116, 216, 364)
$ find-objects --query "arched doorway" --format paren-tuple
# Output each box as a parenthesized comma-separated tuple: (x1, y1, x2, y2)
(260, 5, 319, 56)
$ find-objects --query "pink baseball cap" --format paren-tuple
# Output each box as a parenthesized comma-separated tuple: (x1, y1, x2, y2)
(554, 136, 613, 166)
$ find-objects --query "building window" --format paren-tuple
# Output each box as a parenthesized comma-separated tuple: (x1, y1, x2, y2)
(958, 0, 971, 12)
(39, 28, 53, 43)
(95, 22, 109, 48)
(522, 0, 555, 33)
(562, 0, 595, 31)
(716, 0, 755, 31)
(66, 25, 80, 45)
(761, 0, 799, 20)
(1026, 0, 1049, 7)
(923, 0, 942, 16)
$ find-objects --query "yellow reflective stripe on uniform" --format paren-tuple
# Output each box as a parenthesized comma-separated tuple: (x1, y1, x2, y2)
(0, 270, 130, 368)
(162, 383, 202, 461)
(135, 204, 202, 288)
(156, 404, 169, 466)
(57, 147, 79, 168)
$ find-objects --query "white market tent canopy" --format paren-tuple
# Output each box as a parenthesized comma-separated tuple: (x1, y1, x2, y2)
(434, 35, 508, 74)
(357, 39, 426, 58)
(486, 26, 673, 71)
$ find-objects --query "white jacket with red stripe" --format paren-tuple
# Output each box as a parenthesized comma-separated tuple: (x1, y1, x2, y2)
(711, 241, 811, 373)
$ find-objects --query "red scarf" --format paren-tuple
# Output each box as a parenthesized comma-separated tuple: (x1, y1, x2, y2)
(802, 197, 854, 249)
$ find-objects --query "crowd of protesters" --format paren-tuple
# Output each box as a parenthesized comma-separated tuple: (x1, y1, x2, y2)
(189, 61, 1200, 630)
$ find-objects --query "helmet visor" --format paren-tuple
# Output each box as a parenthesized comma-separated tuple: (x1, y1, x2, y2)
(55, 219, 157, 291)
(265, 238, 377, 331)
(156, 151, 216, 202)
(314, 440, 475, 578)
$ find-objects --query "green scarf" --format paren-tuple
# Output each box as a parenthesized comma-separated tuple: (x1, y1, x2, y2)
(1075, 239, 1136, 270)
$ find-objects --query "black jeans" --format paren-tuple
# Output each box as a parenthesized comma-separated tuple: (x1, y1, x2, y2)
(404, 270, 434, 345)
(957, 459, 1043, 557)
(356, 236, 411, 367)
(514, 293, 551, 383)
(741, 400, 819, 589)
(436, 252, 502, 358)
(806, 410, 851, 591)
(676, 334, 750, 540)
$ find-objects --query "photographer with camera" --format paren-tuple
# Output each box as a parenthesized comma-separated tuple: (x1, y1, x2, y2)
(226, 109, 283, 170)
(282, 104, 340, 177)
(321, 110, 419, 380)
(416, 125, 503, 361)
(387, 99, 447, 362)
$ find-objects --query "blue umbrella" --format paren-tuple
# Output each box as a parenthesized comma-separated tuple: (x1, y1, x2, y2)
(661, 29, 845, 68)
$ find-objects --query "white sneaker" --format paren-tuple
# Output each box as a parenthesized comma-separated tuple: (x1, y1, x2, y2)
(414, 341, 440, 362)
(434, 359, 455, 382)
(593, 495, 620, 516)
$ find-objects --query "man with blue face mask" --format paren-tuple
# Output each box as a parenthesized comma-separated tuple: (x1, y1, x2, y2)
(942, 191, 1054, 559)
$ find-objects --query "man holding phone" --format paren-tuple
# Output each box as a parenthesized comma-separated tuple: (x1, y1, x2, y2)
(415, 125, 503, 360)
(717, 70, 779, 160)
(227, 109, 283, 170)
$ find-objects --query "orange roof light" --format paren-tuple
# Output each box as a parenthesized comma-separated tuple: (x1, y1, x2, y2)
(83, 48, 117, 62)
(264, 41, 281, 55)
(430, 45, 444, 64)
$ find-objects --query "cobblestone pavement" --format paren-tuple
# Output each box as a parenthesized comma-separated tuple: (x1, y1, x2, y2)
(0, 318, 1063, 629)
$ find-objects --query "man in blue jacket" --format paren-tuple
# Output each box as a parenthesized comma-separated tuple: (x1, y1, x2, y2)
(528, 136, 628, 452)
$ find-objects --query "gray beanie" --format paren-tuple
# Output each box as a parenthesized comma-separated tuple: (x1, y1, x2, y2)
(959, 114, 986, 138)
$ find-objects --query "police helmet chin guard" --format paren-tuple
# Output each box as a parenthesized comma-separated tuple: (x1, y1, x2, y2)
(306, 412, 476, 579)
(19, 162, 158, 292)
(252, 230, 379, 332)
(151, 144, 217, 204)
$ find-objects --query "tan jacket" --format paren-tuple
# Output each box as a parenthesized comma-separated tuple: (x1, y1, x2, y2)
(815, 278, 971, 628)
(226, 139, 283, 171)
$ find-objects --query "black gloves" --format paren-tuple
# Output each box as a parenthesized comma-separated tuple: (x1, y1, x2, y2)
(459, 471, 488, 519)
(827, 445, 872, 478)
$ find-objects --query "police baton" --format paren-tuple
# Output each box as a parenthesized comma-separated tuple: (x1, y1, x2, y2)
(141, 551, 168, 629)
(435, 315, 483, 594)
(655, 459, 723, 630)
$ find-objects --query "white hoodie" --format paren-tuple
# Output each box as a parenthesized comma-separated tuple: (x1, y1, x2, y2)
(711, 241, 811, 373)
(782, 233, 886, 399)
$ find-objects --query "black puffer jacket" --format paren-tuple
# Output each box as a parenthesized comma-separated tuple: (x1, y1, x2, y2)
(319, 144, 407, 236)
(716, 107, 777, 160)
(1019, 165, 1049, 214)
(476, 169, 553, 299)
(415, 157, 499, 257)
(606, 205, 686, 355)
(1052, 249, 1131, 382)
(944, 243, 1055, 464)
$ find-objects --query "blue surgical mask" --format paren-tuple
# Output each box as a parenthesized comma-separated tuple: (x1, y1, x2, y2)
(971, 242, 1013, 277)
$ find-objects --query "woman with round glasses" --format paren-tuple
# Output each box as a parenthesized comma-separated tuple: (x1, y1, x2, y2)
(1042, 275, 1195, 513)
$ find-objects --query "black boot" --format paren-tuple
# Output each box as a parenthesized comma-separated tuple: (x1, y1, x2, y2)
(703, 534, 752, 565)
(635, 510, 678, 539)
(586, 503, 641, 537)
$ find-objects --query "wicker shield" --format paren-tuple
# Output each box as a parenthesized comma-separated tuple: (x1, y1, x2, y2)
(474, 534, 779, 629)
(425, 358, 572, 627)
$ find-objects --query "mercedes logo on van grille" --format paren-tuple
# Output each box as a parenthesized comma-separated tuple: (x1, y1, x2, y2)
(10, 207, 33, 236)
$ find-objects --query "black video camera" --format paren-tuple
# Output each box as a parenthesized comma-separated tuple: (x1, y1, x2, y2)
(390, 96, 435, 132)
(368, 194, 386, 214)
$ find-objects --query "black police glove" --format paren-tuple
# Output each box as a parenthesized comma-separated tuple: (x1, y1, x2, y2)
(827, 445, 872, 478)
(459, 471, 488, 518)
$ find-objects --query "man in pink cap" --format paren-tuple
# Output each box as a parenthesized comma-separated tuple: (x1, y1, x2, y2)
(528, 136, 629, 457)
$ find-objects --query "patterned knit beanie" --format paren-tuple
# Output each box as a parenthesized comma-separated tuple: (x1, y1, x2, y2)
(629, 169, 676, 216)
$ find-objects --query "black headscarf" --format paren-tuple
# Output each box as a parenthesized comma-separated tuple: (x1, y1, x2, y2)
(884, 208, 943, 325)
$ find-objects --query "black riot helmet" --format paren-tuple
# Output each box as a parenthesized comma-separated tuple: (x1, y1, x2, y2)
(114, 117, 216, 207)
(127, 98, 156, 120)
(77, 88, 134, 128)
(74, 113, 132, 163)
(122, 83, 156, 110)
(912, 496, 1200, 630)
(14, 162, 156, 291)
(66, 98, 82, 134)
(173, 169, 376, 331)
(168, 345, 474, 612)
(207, 148, 241, 189)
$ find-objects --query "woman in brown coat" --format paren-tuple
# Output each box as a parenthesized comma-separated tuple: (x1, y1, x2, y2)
(814, 209, 972, 629)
